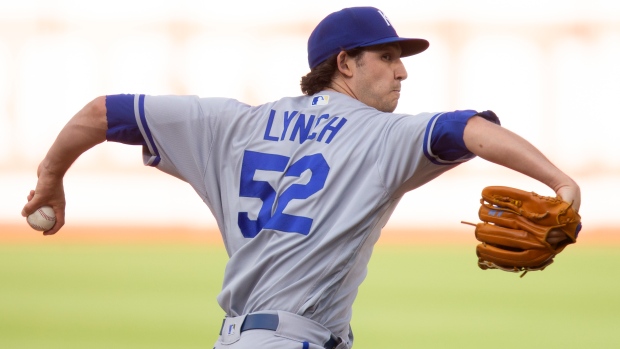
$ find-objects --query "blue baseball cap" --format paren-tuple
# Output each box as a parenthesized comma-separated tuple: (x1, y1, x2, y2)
(308, 7, 429, 69)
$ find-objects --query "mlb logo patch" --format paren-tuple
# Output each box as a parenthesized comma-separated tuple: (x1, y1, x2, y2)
(220, 317, 243, 344)
(227, 324, 236, 335)
(311, 95, 329, 106)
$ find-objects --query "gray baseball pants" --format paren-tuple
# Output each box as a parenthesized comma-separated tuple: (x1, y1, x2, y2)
(212, 311, 350, 349)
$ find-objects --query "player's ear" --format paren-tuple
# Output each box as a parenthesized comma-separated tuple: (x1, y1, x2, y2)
(336, 51, 354, 77)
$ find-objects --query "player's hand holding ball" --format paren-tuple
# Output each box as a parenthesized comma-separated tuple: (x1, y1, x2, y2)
(26, 205, 57, 231)
(22, 165, 66, 235)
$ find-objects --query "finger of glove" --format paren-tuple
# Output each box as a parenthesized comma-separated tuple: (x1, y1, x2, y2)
(475, 223, 547, 250)
(476, 243, 555, 268)
(482, 186, 529, 212)
(479, 199, 579, 247)
(482, 186, 581, 232)
(478, 204, 552, 239)
(478, 205, 523, 229)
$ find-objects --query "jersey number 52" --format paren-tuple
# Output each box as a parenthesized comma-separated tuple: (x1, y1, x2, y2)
(238, 150, 330, 238)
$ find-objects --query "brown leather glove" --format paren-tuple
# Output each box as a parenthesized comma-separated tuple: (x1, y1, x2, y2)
(464, 186, 582, 277)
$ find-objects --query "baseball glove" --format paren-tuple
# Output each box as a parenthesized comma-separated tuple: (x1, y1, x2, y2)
(463, 186, 582, 277)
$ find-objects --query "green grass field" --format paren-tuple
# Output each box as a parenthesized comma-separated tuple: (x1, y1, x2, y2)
(1, 243, 618, 349)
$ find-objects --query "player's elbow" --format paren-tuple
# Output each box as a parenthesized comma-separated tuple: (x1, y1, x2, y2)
(80, 96, 109, 131)
(90, 96, 108, 122)
(66, 96, 109, 143)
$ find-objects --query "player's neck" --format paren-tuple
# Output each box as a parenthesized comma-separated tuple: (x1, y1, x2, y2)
(326, 79, 358, 101)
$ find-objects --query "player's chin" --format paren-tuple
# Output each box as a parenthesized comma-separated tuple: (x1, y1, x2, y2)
(383, 96, 400, 113)
(376, 104, 396, 113)
(373, 94, 400, 112)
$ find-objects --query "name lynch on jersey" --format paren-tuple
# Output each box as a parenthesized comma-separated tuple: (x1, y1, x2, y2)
(263, 109, 347, 144)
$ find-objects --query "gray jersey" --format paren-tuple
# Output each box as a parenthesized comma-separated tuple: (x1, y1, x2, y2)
(104, 91, 498, 339)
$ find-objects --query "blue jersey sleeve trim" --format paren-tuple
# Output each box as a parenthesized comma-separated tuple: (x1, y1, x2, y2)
(135, 94, 161, 167)
(423, 113, 448, 165)
(423, 110, 500, 164)
(105, 94, 146, 145)
(105, 94, 161, 167)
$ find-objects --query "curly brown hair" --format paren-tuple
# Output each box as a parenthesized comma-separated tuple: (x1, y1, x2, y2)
(300, 48, 364, 95)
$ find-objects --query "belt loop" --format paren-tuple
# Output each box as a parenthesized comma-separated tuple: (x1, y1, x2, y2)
(219, 315, 247, 345)
(324, 334, 341, 349)
(219, 318, 226, 335)
(220, 311, 343, 348)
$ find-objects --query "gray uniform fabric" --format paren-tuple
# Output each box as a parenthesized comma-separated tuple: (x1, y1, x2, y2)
(130, 90, 476, 346)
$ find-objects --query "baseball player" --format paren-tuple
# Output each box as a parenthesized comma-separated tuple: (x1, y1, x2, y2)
(22, 7, 580, 349)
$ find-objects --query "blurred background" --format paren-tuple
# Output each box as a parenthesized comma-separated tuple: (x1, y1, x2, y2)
(1, 2, 619, 349)
(1, 0, 619, 233)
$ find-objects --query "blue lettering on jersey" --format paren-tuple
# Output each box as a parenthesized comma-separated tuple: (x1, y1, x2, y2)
(282, 110, 298, 140)
(238, 150, 330, 238)
(290, 113, 315, 142)
(263, 109, 347, 144)
(263, 109, 279, 141)
(317, 117, 347, 144)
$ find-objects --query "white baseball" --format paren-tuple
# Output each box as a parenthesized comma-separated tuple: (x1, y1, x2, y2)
(27, 206, 56, 231)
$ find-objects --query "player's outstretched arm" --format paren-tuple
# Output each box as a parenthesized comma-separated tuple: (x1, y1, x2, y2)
(462, 116, 581, 212)
(21, 96, 108, 235)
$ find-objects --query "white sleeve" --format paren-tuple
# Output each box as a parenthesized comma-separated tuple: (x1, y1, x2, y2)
(138, 94, 213, 188)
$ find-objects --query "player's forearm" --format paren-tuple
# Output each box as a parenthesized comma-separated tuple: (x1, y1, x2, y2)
(39, 96, 108, 178)
(463, 116, 580, 209)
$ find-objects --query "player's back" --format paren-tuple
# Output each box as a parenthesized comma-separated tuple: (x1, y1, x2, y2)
(198, 91, 441, 336)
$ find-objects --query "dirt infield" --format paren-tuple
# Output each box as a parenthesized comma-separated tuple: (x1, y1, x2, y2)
(1, 224, 617, 245)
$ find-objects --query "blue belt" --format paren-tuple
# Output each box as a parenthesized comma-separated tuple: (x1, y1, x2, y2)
(220, 313, 341, 349)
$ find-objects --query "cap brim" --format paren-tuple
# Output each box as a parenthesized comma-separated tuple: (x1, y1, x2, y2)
(360, 37, 429, 57)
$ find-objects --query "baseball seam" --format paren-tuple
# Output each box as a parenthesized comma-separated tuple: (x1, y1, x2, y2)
(28, 208, 56, 231)
(29, 222, 48, 230)
(37, 208, 55, 221)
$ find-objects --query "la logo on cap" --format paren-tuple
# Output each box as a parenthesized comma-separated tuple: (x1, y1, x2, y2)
(377, 10, 392, 26)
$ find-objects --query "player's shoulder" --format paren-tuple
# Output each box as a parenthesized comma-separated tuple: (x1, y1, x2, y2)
(199, 95, 312, 113)
(267, 93, 330, 110)
(198, 96, 252, 112)
(274, 92, 388, 121)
